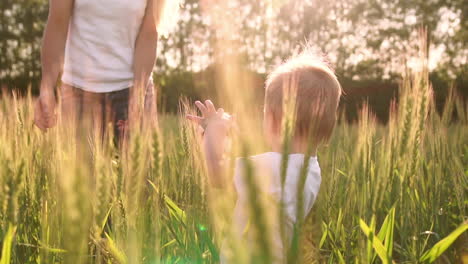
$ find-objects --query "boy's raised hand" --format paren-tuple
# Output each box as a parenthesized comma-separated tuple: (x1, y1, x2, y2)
(187, 100, 233, 188)
(187, 100, 233, 132)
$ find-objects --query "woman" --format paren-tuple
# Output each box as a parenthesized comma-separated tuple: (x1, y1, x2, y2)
(34, 0, 168, 141)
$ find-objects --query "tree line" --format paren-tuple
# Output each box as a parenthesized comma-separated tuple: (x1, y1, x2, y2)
(1, 0, 466, 121)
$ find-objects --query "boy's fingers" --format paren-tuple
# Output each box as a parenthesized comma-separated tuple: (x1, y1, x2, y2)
(205, 100, 216, 113)
(195, 101, 207, 115)
(186, 114, 203, 124)
(217, 108, 224, 116)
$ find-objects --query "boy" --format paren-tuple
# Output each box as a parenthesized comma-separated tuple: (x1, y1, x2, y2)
(187, 50, 342, 263)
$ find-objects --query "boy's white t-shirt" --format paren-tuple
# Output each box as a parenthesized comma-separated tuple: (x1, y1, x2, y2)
(222, 152, 321, 263)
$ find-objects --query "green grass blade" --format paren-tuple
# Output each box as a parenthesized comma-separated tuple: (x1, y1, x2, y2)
(99, 204, 114, 234)
(319, 221, 328, 249)
(164, 195, 187, 225)
(0, 225, 16, 264)
(377, 207, 395, 259)
(360, 219, 389, 264)
(377, 212, 390, 241)
(335, 249, 346, 264)
(161, 239, 177, 249)
(384, 208, 395, 259)
(367, 216, 376, 263)
(419, 221, 468, 263)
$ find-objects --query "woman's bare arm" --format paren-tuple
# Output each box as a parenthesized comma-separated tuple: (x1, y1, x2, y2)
(35, 0, 73, 130)
(130, 0, 158, 124)
(41, 0, 73, 93)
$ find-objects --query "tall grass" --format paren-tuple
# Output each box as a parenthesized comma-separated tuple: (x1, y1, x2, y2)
(0, 36, 467, 263)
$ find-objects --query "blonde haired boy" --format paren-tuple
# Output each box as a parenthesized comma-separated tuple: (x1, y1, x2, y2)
(188, 50, 342, 263)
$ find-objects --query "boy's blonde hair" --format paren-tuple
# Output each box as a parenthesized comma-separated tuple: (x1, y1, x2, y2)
(265, 51, 342, 143)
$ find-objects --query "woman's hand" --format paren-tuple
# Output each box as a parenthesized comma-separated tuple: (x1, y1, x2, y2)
(34, 88, 57, 131)
(35, 0, 73, 131)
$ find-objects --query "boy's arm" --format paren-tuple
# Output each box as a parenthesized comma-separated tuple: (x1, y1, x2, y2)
(130, 0, 158, 126)
(203, 116, 229, 188)
(35, 0, 74, 130)
(188, 100, 232, 188)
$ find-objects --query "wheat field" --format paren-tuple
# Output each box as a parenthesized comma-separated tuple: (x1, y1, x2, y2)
(0, 40, 467, 263)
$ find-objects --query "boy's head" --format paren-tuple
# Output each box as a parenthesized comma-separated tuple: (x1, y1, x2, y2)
(264, 50, 342, 146)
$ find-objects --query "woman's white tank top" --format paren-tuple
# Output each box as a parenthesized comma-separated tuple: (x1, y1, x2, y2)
(62, 0, 148, 93)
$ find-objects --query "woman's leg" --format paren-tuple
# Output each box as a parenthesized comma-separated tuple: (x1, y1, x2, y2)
(60, 83, 81, 129)
(80, 90, 107, 141)
(107, 88, 129, 147)
(60, 84, 106, 178)
(61, 84, 107, 138)
(108, 84, 157, 147)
